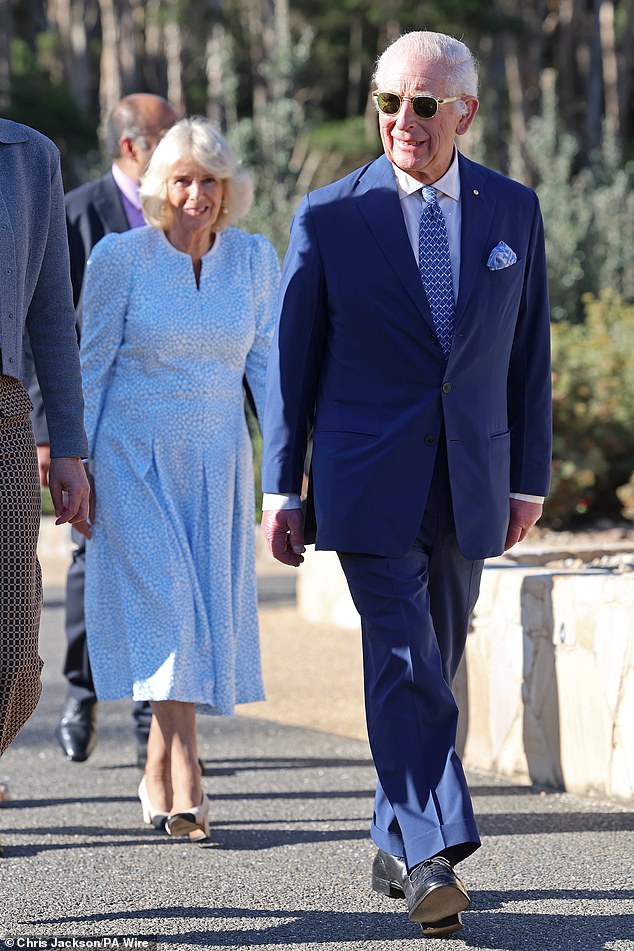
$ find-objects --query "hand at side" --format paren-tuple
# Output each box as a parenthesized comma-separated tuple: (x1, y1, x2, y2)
(504, 498, 543, 551)
(261, 508, 306, 567)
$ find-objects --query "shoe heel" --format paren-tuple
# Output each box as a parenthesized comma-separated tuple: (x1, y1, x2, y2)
(372, 873, 405, 899)
(166, 793, 210, 842)
(138, 777, 168, 831)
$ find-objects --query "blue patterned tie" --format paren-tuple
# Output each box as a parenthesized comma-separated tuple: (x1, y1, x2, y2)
(418, 186, 454, 359)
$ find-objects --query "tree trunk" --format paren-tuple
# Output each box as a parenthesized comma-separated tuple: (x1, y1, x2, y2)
(617, 0, 634, 147)
(97, 0, 122, 128)
(164, 1, 184, 113)
(599, 0, 619, 133)
(346, 16, 364, 119)
(586, 0, 604, 149)
(240, 0, 275, 126)
(118, 0, 139, 93)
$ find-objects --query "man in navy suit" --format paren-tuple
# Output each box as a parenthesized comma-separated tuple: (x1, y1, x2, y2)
(261, 31, 551, 938)
(26, 94, 177, 764)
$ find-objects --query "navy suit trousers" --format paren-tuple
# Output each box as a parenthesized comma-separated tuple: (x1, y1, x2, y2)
(338, 438, 483, 869)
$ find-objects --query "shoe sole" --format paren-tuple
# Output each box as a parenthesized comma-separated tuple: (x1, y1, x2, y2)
(420, 913, 463, 937)
(409, 882, 470, 923)
(166, 816, 210, 842)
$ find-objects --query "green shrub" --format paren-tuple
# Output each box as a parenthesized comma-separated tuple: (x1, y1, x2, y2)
(544, 291, 634, 526)
(511, 73, 634, 324)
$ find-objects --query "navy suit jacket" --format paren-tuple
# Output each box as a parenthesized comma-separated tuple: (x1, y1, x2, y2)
(263, 153, 552, 562)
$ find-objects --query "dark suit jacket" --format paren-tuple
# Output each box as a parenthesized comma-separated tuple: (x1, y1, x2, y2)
(262, 153, 552, 561)
(65, 172, 130, 310)
(26, 172, 130, 443)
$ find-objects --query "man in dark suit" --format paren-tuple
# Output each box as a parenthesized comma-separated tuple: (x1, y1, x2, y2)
(28, 93, 177, 764)
(261, 32, 551, 938)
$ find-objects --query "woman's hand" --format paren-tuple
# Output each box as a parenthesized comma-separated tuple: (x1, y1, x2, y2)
(64, 464, 95, 539)
(48, 457, 90, 530)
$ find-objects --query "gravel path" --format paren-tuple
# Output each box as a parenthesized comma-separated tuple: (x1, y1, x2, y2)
(0, 569, 632, 951)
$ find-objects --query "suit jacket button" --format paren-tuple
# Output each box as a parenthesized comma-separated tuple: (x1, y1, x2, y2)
(425, 434, 436, 446)
(442, 382, 452, 393)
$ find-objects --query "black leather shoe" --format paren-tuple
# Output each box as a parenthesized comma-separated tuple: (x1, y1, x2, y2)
(406, 855, 470, 925)
(372, 850, 464, 936)
(372, 849, 407, 898)
(55, 698, 98, 762)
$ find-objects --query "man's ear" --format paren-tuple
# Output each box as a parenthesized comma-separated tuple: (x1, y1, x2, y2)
(118, 135, 137, 160)
(456, 98, 479, 136)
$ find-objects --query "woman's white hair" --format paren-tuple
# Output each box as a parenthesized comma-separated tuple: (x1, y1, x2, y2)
(373, 31, 478, 109)
(140, 116, 253, 231)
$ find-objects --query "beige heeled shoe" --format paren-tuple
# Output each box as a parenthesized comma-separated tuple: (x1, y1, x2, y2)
(165, 792, 210, 842)
(138, 776, 169, 831)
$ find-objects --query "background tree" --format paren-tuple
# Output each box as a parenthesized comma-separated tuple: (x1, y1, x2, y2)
(4, 0, 633, 526)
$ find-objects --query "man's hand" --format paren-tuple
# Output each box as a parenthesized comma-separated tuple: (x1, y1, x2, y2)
(262, 508, 306, 567)
(48, 456, 90, 528)
(504, 498, 543, 551)
(37, 444, 51, 487)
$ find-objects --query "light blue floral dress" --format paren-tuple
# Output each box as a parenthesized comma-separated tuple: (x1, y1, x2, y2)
(81, 225, 279, 714)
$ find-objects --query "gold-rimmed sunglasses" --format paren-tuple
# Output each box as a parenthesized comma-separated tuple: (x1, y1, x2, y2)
(373, 91, 464, 119)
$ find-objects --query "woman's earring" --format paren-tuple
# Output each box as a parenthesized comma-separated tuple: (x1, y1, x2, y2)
(221, 205, 228, 215)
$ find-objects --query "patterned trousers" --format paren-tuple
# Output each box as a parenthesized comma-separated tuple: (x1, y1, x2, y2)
(0, 375, 42, 756)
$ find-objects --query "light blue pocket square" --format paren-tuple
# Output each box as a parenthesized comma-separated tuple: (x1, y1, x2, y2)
(487, 241, 517, 270)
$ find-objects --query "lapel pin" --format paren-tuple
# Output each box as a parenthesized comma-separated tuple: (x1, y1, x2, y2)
(473, 189, 479, 196)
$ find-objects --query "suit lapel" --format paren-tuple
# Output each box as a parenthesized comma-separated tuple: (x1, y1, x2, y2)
(454, 154, 496, 330)
(354, 154, 498, 335)
(355, 155, 434, 331)
(94, 173, 132, 234)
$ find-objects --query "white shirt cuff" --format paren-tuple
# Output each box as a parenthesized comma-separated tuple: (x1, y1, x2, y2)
(264, 491, 543, 511)
(262, 492, 302, 511)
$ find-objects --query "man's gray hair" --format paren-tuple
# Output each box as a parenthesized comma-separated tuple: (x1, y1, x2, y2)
(106, 99, 152, 158)
(373, 31, 478, 101)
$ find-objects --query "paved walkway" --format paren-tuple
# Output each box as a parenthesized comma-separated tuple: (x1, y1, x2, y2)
(0, 534, 632, 950)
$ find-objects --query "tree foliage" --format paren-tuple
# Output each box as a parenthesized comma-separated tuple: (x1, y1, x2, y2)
(4, 0, 634, 525)
(546, 291, 634, 526)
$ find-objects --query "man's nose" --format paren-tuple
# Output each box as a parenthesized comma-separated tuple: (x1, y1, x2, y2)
(394, 100, 417, 128)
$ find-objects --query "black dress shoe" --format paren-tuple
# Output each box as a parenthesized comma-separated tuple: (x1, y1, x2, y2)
(406, 855, 470, 925)
(372, 849, 407, 898)
(372, 850, 464, 936)
(55, 698, 98, 762)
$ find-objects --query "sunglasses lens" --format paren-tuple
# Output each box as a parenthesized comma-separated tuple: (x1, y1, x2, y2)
(376, 93, 401, 115)
(413, 97, 437, 118)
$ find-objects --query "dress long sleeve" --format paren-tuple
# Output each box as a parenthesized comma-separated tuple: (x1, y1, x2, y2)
(80, 233, 131, 456)
(244, 234, 280, 425)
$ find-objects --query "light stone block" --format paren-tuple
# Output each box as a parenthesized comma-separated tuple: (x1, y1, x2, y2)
(297, 548, 359, 630)
(297, 543, 634, 801)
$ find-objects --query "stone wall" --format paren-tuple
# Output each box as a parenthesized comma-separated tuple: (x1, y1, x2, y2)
(297, 548, 634, 801)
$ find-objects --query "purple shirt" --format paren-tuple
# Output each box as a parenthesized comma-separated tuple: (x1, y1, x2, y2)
(111, 163, 145, 229)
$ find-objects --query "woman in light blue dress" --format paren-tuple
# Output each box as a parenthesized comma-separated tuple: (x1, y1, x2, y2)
(77, 118, 279, 841)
